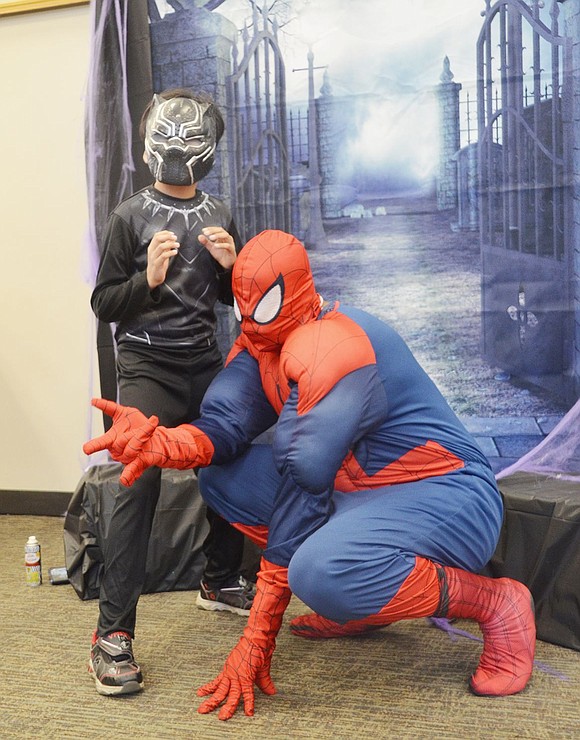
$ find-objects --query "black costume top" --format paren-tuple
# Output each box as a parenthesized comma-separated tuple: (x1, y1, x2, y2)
(91, 186, 240, 351)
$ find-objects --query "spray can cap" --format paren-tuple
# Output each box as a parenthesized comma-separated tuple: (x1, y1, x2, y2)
(27, 536, 39, 544)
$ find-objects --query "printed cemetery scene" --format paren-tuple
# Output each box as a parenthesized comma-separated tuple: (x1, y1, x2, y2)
(138, 0, 579, 419)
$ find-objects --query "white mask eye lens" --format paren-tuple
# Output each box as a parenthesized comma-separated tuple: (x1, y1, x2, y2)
(153, 120, 172, 137)
(233, 297, 242, 322)
(253, 280, 283, 325)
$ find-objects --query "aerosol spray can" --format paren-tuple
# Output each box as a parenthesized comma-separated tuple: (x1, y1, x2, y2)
(25, 535, 42, 586)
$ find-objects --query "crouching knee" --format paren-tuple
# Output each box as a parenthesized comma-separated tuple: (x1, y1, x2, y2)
(288, 543, 349, 623)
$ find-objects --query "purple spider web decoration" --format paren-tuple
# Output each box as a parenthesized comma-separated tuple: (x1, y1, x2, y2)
(496, 399, 580, 483)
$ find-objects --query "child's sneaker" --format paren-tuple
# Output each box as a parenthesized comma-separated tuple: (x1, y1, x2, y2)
(196, 575, 255, 616)
(89, 630, 144, 696)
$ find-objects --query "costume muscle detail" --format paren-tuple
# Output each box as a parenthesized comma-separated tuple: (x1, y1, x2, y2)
(194, 350, 278, 463)
(280, 311, 376, 415)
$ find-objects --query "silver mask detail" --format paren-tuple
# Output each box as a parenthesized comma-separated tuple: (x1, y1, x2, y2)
(145, 95, 217, 186)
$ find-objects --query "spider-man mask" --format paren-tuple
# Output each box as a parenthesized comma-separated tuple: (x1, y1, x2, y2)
(232, 230, 322, 352)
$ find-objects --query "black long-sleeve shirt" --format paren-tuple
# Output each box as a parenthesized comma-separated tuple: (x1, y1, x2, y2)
(91, 186, 240, 350)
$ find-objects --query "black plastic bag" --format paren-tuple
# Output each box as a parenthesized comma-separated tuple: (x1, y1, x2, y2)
(64, 464, 208, 600)
(482, 472, 580, 652)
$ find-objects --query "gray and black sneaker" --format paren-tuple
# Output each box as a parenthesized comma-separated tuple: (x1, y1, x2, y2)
(196, 575, 255, 616)
(89, 630, 144, 696)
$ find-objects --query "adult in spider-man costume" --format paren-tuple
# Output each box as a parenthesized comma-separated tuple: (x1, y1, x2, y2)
(84, 229, 536, 720)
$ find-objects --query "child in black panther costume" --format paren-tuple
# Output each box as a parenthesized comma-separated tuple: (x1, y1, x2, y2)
(87, 88, 254, 696)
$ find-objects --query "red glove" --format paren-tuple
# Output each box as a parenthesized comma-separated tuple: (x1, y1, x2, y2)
(82, 399, 158, 462)
(83, 398, 214, 486)
(197, 558, 292, 720)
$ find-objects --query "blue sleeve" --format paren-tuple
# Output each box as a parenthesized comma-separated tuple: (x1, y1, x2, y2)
(274, 364, 387, 492)
(195, 350, 278, 464)
(264, 366, 388, 566)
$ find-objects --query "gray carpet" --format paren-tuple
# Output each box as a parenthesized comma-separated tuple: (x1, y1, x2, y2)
(1, 514, 578, 739)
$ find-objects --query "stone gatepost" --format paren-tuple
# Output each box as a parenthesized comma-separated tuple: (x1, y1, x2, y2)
(316, 71, 343, 219)
(436, 56, 462, 211)
(149, 7, 237, 203)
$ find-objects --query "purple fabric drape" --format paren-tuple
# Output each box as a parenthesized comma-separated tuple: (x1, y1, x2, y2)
(85, 0, 152, 274)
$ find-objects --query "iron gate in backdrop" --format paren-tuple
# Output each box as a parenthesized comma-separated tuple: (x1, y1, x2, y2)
(478, 0, 574, 403)
(226, 3, 291, 242)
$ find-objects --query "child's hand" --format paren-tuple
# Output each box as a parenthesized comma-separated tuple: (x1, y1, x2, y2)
(199, 227, 237, 270)
(147, 230, 180, 288)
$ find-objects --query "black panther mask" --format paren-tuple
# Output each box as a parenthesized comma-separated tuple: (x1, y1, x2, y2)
(144, 95, 217, 186)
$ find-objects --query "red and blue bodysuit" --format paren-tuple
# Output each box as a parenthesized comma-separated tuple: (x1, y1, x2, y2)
(196, 234, 502, 621)
(86, 229, 536, 718)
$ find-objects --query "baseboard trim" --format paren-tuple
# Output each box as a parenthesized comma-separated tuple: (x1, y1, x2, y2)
(0, 490, 72, 517)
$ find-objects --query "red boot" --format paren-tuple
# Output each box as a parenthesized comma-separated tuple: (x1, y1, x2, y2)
(440, 568, 536, 696)
(290, 557, 535, 697)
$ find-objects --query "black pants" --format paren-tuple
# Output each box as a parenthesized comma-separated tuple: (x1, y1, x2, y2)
(97, 343, 246, 638)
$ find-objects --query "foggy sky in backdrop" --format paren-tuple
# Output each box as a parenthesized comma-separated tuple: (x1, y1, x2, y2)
(152, 1, 552, 192)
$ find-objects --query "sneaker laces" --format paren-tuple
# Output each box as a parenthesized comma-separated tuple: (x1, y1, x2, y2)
(214, 575, 253, 592)
(99, 631, 134, 661)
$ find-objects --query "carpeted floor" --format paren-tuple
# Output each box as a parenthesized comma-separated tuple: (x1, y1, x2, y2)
(1, 514, 578, 739)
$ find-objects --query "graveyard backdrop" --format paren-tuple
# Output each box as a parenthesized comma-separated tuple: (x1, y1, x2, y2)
(88, 0, 580, 431)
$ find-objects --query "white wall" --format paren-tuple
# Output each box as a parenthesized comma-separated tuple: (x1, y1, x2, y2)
(0, 5, 97, 493)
